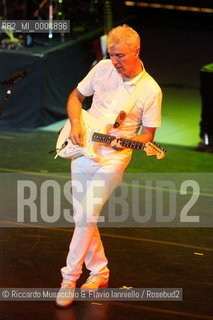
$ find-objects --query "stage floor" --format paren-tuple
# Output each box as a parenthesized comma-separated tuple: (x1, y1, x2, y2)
(0, 125, 212, 319)
(0, 227, 212, 320)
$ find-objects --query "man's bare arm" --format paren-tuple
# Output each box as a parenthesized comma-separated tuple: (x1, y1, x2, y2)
(67, 88, 86, 145)
(133, 126, 156, 143)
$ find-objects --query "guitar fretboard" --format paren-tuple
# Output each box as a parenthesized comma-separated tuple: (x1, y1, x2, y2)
(92, 132, 146, 150)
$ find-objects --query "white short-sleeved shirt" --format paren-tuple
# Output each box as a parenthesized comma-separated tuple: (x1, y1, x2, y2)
(77, 59, 162, 163)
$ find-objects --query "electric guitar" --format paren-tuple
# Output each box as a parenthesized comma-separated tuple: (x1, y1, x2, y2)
(54, 109, 166, 161)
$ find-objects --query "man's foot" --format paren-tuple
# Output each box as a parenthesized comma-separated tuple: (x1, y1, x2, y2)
(56, 279, 76, 308)
(81, 275, 109, 291)
(195, 141, 213, 153)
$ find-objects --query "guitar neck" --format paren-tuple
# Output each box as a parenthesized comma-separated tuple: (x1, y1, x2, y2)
(92, 132, 146, 150)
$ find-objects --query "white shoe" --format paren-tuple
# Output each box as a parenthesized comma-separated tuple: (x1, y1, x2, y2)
(81, 275, 108, 291)
(56, 279, 76, 308)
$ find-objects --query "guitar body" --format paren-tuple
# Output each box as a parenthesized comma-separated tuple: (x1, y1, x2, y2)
(56, 110, 113, 160)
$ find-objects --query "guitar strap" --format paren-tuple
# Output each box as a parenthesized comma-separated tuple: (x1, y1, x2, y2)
(113, 72, 145, 128)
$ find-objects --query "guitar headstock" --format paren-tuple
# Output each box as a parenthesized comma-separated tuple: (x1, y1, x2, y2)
(144, 142, 167, 160)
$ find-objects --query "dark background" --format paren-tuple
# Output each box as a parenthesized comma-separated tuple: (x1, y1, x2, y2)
(0, 0, 212, 130)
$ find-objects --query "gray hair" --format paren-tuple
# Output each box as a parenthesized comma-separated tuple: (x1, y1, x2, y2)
(107, 24, 141, 52)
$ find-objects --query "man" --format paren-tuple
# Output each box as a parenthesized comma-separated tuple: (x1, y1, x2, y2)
(196, 63, 213, 153)
(56, 24, 162, 308)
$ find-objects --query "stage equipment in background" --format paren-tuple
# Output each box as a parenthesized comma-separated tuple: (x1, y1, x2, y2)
(0, 70, 27, 117)
(92, 0, 113, 66)
(124, 1, 213, 14)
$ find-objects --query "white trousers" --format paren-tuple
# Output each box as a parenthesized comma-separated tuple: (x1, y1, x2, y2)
(61, 156, 129, 281)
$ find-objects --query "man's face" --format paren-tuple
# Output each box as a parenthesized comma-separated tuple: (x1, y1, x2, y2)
(108, 42, 139, 78)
